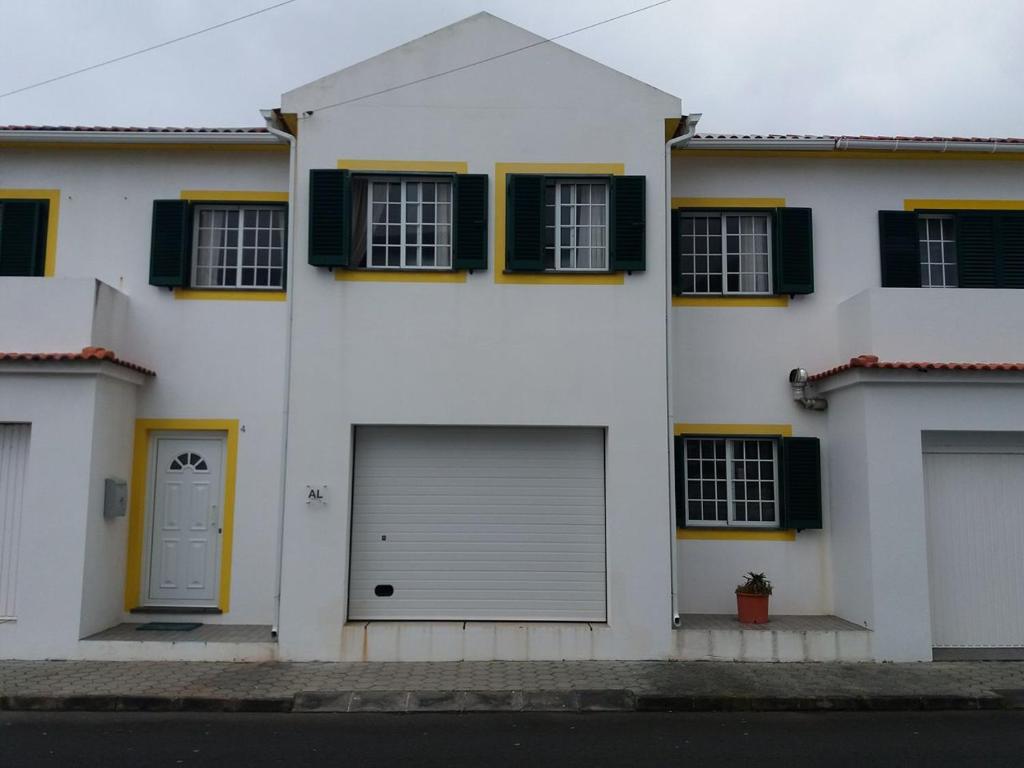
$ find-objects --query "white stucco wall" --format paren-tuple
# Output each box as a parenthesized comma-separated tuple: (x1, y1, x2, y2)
(277, 13, 681, 660)
(0, 373, 98, 658)
(670, 153, 1024, 625)
(1, 146, 290, 632)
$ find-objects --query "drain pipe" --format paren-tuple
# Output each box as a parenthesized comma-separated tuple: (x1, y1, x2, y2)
(261, 110, 297, 639)
(665, 113, 701, 629)
(789, 368, 828, 410)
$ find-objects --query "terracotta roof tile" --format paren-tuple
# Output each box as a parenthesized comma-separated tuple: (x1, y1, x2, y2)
(0, 347, 155, 376)
(691, 133, 1024, 143)
(809, 354, 1024, 381)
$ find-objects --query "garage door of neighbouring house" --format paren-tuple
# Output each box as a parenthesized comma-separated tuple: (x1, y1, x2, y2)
(0, 424, 30, 620)
(348, 426, 607, 621)
(924, 440, 1024, 650)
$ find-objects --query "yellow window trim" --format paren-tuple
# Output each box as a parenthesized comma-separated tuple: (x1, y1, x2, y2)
(675, 423, 793, 437)
(673, 296, 789, 308)
(334, 160, 470, 283)
(672, 197, 786, 209)
(174, 191, 290, 300)
(1, 188, 60, 276)
(670, 198, 789, 307)
(125, 419, 239, 613)
(904, 199, 1024, 211)
(675, 423, 795, 539)
(677, 529, 796, 541)
(494, 162, 626, 285)
(677, 149, 1024, 162)
(173, 289, 286, 301)
(180, 190, 288, 202)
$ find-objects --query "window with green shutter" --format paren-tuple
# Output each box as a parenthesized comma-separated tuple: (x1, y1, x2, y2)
(308, 169, 489, 273)
(505, 174, 646, 274)
(0, 200, 49, 277)
(149, 199, 287, 290)
(674, 433, 822, 531)
(879, 209, 1024, 289)
(671, 207, 813, 296)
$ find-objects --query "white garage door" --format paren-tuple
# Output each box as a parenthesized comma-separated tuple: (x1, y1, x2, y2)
(349, 426, 607, 621)
(0, 424, 30, 620)
(924, 442, 1024, 649)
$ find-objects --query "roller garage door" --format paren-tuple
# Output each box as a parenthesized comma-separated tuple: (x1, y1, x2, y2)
(924, 438, 1024, 653)
(348, 426, 607, 621)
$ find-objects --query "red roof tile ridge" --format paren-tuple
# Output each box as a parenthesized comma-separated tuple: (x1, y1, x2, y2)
(0, 347, 155, 376)
(809, 354, 1024, 381)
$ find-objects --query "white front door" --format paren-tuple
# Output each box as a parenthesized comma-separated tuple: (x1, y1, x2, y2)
(146, 436, 225, 606)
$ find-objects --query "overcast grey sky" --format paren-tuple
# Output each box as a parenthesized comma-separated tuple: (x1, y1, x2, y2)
(1, 0, 1021, 136)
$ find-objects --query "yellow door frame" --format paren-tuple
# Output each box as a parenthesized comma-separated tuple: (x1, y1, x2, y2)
(125, 418, 239, 612)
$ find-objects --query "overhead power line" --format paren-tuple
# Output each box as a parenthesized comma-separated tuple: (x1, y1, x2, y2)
(0, 0, 299, 100)
(303, 0, 676, 116)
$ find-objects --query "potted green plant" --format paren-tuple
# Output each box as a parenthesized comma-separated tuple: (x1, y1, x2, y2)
(735, 572, 772, 624)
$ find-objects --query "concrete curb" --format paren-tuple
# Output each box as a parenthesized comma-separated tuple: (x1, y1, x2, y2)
(0, 690, 1015, 714)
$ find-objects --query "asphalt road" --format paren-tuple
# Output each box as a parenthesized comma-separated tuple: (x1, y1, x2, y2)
(3, 711, 1023, 767)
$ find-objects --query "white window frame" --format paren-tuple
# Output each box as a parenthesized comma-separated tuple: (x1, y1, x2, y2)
(545, 178, 610, 272)
(190, 204, 285, 291)
(678, 211, 774, 295)
(682, 437, 781, 529)
(918, 213, 958, 288)
(365, 176, 453, 270)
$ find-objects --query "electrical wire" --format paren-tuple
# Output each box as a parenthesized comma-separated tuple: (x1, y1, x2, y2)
(302, 0, 676, 116)
(0, 0, 299, 100)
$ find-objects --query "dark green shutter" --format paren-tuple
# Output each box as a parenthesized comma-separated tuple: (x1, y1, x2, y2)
(505, 174, 545, 271)
(674, 434, 687, 528)
(670, 210, 681, 295)
(772, 207, 813, 294)
(0, 200, 48, 277)
(308, 169, 351, 268)
(997, 213, 1024, 288)
(878, 211, 921, 287)
(780, 437, 822, 530)
(149, 200, 190, 287)
(452, 173, 488, 271)
(956, 212, 997, 288)
(610, 175, 646, 272)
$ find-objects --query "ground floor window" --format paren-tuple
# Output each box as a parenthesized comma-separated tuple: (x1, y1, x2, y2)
(683, 437, 779, 527)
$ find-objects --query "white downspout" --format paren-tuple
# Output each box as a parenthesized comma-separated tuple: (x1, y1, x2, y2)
(665, 113, 700, 629)
(262, 114, 297, 639)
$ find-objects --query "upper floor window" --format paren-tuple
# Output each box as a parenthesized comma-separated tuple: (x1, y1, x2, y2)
(0, 199, 49, 277)
(307, 169, 488, 273)
(918, 214, 957, 288)
(504, 173, 646, 274)
(149, 199, 287, 291)
(671, 207, 814, 297)
(192, 205, 285, 289)
(880, 209, 1024, 289)
(678, 212, 772, 294)
(544, 179, 609, 271)
(351, 177, 453, 270)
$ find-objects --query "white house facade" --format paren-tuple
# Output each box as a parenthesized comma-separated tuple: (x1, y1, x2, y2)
(1, 13, 1023, 663)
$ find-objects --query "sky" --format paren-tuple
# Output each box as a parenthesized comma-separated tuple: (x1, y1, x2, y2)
(0, 0, 1021, 137)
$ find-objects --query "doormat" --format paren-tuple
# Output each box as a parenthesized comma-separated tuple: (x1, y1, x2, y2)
(135, 622, 202, 632)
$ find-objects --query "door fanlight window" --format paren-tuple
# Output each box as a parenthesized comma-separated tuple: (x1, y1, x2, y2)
(168, 452, 209, 472)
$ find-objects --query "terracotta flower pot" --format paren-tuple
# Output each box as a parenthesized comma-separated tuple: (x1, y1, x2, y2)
(736, 592, 770, 624)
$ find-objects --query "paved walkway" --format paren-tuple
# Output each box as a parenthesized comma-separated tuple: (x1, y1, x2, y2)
(3, 660, 1024, 712)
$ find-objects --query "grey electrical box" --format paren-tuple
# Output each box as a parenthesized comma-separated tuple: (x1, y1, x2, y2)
(104, 478, 127, 519)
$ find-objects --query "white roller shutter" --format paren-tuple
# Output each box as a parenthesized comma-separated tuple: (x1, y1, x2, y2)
(349, 426, 607, 621)
(0, 424, 30, 620)
(924, 444, 1024, 649)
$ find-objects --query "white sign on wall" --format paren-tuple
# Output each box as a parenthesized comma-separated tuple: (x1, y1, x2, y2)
(304, 485, 328, 506)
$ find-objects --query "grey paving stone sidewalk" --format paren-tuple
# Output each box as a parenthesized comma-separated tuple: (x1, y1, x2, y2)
(3, 660, 1024, 712)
